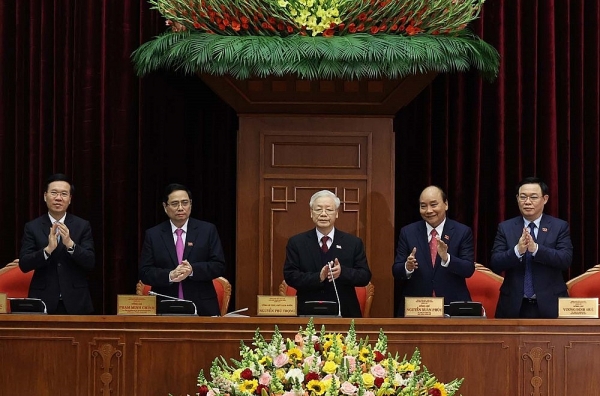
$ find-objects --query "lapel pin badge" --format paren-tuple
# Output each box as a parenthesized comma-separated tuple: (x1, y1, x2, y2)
(336, 245, 342, 249)
(444, 235, 450, 240)
(187, 242, 194, 246)
(542, 227, 548, 232)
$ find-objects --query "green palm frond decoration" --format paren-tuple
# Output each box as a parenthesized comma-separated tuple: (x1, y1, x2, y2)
(133, 0, 500, 80)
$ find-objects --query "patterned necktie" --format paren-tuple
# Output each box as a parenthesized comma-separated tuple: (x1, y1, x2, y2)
(429, 229, 438, 266)
(175, 229, 184, 299)
(523, 223, 536, 298)
(321, 236, 329, 253)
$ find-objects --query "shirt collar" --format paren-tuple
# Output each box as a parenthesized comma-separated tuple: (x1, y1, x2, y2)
(523, 214, 542, 229)
(425, 218, 446, 236)
(48, 213, 67, 224)
(316, 228, 335, 242)
(170, 219, 189, 234)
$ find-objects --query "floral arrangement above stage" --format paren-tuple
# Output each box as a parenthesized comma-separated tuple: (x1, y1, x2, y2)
(176, 320, 463, 396)
(133, 0, 499, 80)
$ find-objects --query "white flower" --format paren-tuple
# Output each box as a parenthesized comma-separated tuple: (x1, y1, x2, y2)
(284, 368, 304, 383)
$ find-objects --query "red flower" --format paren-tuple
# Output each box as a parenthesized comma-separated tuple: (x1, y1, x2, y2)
(373, 351, 385, 362)
(256, 384, 269, 395)
(193, 21, 201, 29)
(304, 372, 320, 383)
(370, 25, 379, 34)
(323, 28, 335, 37)
(428, 389, 441, 396)
(347, 23, 356, 33)
(231, 20, 241, 31)
(357, 23, 365, 32)
(287, 25, 294, 33)
(358, 12, 367, 21)
(277, 22, 285, 31)
(374, 377, 384, 388)
(198, 385, 209, 396)
(241, 368, 253, 380)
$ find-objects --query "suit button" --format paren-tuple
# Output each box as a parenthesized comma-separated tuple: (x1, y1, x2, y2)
(57, 263, 61, 267)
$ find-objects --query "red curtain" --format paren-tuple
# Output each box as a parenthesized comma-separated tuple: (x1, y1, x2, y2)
(0, 1, 598, 313)
(395, 0, 600, 280)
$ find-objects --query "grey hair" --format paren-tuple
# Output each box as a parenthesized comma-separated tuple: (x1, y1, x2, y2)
(309, 190, 340, 209)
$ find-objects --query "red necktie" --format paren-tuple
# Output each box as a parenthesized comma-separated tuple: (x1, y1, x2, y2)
(175, 229, 184, 299)
(429, 229, 438, 266)
(321, 236, 329, 253)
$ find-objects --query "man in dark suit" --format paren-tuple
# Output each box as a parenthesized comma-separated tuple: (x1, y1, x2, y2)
(283, 190, 371, 317)
(392, 186, 475, 317)
(139, 183, 226, 316)
(490, 177, 573, 318)
(19, 173, 95, 314)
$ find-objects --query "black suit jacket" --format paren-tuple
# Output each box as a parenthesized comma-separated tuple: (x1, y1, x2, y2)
(283, 229, 371, 318)
(19, 213, 95, 314)
(139, 218, 226, 316)
(392, 218, 475, 317)
(490, 214, 573, 318)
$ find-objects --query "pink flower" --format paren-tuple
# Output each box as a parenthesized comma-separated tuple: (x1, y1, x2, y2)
(340, 381, 358, 395)
(370, 364, 386, 378)
(344, 356, 357, 373)
(274, 353, 289, 368)
(259, 372, 272, 386)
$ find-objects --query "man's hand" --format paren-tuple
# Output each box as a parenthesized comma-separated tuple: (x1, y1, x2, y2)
(517, 227, 530, 255)
(46, 224, 59, 254)
(56, 222, 75, 248)
(170, 260, 193, 282)
(405, 247, 418, 271)
(437, 237, 449, 262)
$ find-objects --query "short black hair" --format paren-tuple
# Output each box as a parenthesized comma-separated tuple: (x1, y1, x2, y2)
(516, 177, 549, 195)
(45, 173, 74, 194)
(163, 183, 193, 204)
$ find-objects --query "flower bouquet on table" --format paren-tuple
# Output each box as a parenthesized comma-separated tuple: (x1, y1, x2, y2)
(178, 319, 463, 396)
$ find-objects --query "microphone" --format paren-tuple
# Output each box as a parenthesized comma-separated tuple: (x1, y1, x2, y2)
(327, 261, 342, 317)
(148, 291, 197, 315)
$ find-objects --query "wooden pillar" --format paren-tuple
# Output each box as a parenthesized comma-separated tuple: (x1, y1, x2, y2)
(201, 73, 437, 317)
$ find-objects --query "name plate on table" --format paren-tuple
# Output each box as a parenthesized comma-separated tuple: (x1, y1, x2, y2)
(0, 293, 6, 313)
(404, 297, 445, 317)
(256, 295, 297, 316)
(558, 298, 599, 318)
(117, 295, 156, 315)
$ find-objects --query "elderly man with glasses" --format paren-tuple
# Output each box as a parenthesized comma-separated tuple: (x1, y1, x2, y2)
(139, 183, 226, 316)
(283, 190, 372, 317)
(490, 177, 573, 318)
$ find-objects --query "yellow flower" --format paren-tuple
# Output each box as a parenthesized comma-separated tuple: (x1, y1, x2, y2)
(275, 368, 286, 380)
(232, 368, 243, 381)
(259, 356, 272, 366)
(398, 362, 415, 373)
(359, 347, 371, 362)
(307, 380, 326, 395)
(288, 347, 303, 363)
(432, 382, 448, 396)
(239, 379, 258, 394)
(278, 0, 289, 6)
(322, 361, 338, 374)
(361, 373, 375, 388)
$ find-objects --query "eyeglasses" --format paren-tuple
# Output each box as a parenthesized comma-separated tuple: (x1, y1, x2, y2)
(312, 208, 336, 215)
(48, 191, 70, 199)
(518, 195, 541, 202)
(167, 200, 191, 209)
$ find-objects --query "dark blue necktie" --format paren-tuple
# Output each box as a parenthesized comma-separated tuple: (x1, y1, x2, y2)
(523, 222, 536, 298)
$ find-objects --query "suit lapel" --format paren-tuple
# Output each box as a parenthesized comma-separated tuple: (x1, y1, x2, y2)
(183, 220, 197, 260)
(160, 222, 179, 267)
(537, 215, 551, 246)
(416, 222, 432, 267)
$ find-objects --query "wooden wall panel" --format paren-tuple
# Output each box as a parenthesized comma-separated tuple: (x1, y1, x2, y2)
(237, 116, 394, 316)
(2, 316, 600, 396)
